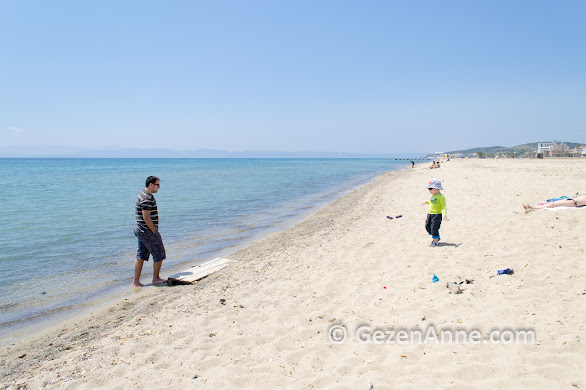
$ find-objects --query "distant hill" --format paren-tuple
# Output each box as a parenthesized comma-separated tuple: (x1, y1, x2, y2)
(447, 142, 583, 155)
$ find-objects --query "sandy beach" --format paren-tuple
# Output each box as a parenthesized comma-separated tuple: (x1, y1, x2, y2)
(1, 158, 585, 389)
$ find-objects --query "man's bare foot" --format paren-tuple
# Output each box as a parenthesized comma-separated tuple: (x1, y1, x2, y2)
(152, 277, 166, 285)
(132, 281, 144, 287)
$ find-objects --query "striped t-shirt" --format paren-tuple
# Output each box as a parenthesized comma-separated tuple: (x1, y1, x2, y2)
(135, 190, 158, 232)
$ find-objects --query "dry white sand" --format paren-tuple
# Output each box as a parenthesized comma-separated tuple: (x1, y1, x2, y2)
(1, 158, 585, 389)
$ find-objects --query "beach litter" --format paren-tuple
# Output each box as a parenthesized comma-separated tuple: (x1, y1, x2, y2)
(432, 274, 439, 283)
(497, 268, 515, 275)
(386, 215, 403, 220)
(447, 282, 464, 294)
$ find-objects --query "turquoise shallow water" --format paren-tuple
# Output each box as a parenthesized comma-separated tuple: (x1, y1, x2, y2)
(0, 158, 408, 337)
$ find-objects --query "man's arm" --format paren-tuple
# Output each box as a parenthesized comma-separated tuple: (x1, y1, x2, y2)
(142, 209, 157, 233)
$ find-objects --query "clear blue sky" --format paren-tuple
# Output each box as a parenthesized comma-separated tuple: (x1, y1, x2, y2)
(1, 0, 585, 154)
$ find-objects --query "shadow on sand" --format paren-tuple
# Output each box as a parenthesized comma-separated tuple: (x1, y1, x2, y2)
(436, 242, 462, 248)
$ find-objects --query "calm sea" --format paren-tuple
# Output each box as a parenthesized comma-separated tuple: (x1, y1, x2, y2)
(0, 158, 408, 339)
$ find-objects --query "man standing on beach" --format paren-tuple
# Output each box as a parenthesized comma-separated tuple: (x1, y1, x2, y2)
(133, 176, 166, 287)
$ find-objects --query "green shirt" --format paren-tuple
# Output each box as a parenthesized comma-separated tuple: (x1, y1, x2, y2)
(428, 193, 447, 215)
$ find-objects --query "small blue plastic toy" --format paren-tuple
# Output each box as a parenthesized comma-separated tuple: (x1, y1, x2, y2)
(497, 268, 514, 275)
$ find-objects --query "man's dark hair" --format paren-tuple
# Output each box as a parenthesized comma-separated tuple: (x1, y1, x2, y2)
(146, 176, 160, 187)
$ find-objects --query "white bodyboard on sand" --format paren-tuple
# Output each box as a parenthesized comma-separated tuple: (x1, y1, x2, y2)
(167, 258, 232, 285)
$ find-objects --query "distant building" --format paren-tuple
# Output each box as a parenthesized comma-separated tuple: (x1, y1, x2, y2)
(550, 142, 570, 157)
(567, 146, 581, 157)
(425, 152, 444, 159)
(537, 141, 569, 157)
(537, 142, 553, 154)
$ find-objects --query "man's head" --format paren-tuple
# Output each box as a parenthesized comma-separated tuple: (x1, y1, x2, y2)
(146, 176, 160, 194)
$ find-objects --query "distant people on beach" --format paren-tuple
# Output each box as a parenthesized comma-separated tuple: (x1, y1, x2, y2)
(133, 176, 166, 287)
(523, 195, 586, 212)
(410, 161, 415, 168)
(429, 161, 440, 169)
(421, 180, 448, 247)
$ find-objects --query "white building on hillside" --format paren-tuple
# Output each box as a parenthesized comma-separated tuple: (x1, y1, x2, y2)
(537, 141, 571, 157)
(537, 142, 553, 154)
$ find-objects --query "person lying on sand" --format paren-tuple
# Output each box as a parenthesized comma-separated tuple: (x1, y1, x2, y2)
(523, 195, 586, 212)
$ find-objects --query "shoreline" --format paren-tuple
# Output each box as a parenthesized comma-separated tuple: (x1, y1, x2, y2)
(2, 158, 584, 389)
(0, 162, 410, 346)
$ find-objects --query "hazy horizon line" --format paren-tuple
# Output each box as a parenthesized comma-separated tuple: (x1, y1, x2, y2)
(0, 145, 429, 159)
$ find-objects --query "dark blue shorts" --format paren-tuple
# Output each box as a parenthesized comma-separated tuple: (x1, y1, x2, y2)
(134, 227, 166, 262)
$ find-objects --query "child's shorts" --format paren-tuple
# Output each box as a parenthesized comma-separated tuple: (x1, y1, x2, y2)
(425, 213, 442, 239)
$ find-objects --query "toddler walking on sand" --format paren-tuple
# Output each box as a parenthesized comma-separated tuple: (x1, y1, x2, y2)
(421, 179, 448, 247)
